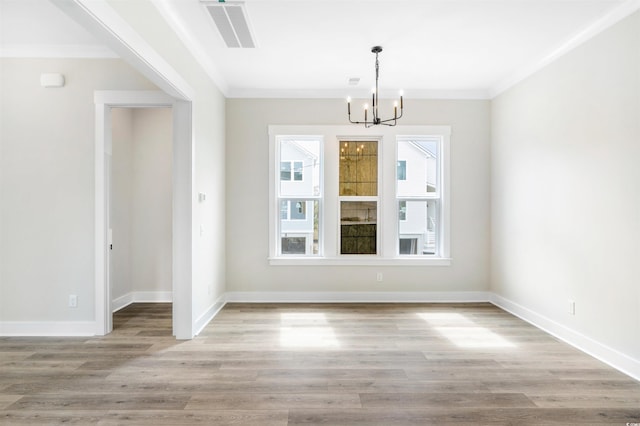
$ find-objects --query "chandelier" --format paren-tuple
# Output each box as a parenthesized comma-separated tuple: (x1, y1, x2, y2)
(347, 46, 404, 127)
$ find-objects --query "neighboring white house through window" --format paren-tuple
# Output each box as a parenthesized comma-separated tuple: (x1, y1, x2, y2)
(397, 137, 440, 256)
(276, 137, 321, 256)
(397, 160, 407, 181)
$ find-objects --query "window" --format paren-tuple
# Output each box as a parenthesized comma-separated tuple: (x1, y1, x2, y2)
(269, 125, 450, 265)
(280, 161, 304, 181)
(274, 137, 322, 256)
(397, 137, 441, 256)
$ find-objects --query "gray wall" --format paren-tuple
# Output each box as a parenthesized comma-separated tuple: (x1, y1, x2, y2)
(0, 58, 157, 322)
(491, 11, 640, 363)
(226, 98, 491, 293)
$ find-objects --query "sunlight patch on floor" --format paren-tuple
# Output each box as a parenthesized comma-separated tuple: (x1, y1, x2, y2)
(418, 312, 515, 348)
(279, 312, 340, 348)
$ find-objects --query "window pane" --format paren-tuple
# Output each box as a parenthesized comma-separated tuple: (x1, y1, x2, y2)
(281, 237, 306, 255)
(280, 139, 320, 197)
(398, 200, 437, 255)
(290, 200, 306, 220)
(280, 200, 319, 255)
(293, 161, 303, 181)
(280, 162, 291, 181)
(397, 139, 439, 197)
(399, 238, 418, 254)
(339, 141, 377, 196)
(397, 160, 407, 180)
(340, 201, 377, 254)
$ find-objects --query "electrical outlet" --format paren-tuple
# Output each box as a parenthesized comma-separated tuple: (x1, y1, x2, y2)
(376, 272, 383, 282)
(568, 300, 575, 315)
(69, 295, 78, 308)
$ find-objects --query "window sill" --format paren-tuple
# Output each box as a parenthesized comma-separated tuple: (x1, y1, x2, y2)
(268, 257, 452, 266)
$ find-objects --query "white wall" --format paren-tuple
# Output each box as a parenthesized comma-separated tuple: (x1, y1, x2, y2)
(491, 11, 640, 371)
(226, 99, 491, 294)
(0, 58, 157, 323)
(111, 107, 172, 303)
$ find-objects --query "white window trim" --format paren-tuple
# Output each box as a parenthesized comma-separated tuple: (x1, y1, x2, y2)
(269, 125, 451, 266)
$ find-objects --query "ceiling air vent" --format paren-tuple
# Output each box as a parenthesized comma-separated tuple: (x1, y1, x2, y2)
(201, 1, 256, 48)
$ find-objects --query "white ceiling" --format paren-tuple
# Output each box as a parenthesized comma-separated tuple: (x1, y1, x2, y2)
(1, 0, 636, 98)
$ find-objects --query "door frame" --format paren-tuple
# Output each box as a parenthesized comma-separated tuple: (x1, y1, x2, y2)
(94, 90, 193, 339)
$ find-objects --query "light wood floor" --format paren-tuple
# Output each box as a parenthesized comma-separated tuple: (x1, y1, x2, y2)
(1, 303, 640, 425)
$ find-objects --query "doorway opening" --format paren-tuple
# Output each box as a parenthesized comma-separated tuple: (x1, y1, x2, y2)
(95, 91, 193, 339)
(110, 107, 173, 329)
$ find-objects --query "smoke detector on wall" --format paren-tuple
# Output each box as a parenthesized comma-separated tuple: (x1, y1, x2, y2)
(201, 0, 256, 48)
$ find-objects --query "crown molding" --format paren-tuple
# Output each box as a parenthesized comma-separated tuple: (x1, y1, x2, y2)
(490, 0, 640, 98)
(226, 87, 491, 100)
(0, 44, 117, 58)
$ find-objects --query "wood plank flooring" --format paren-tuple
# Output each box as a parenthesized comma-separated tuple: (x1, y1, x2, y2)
(1, 302, 640, 425)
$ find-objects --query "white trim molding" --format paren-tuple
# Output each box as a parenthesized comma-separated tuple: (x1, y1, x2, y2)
(194, 295, 227, 336)
(0, 322, 97, 337)
(268, 257, 453, 266)
(490, 294, 640, 382)
(225, 291, 491, 304)
(490, 0, 640, 98)
(0, 44, 117, 58)
(112, 291, 173, 313)
(94, 90, 194, 340)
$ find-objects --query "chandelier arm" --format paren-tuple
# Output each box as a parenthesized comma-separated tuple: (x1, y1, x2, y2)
(349, 116, 373, 125)
(379, 109, 403, 123)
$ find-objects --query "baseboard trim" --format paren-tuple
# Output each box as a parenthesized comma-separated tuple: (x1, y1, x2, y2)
(112, 291, 173, 312)
(224, 291, 491, 303)
(0, 321, 97, 337)
(4, 290, 639, 382)
(194, 295, 227, 336)
(490, 293, 640, 382)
